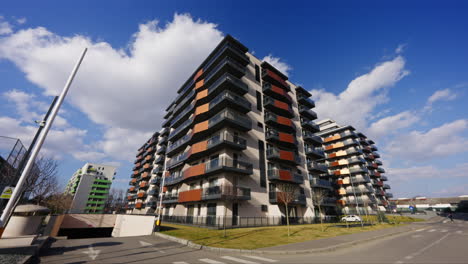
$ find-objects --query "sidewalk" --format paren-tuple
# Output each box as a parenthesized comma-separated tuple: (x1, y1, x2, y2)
(154, 223, 423, 255)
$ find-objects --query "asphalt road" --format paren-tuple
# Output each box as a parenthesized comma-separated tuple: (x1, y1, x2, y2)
(38, 218, 468, 264)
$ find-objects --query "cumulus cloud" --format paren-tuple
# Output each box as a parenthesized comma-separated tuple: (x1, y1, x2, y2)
(385, 119, 468, 162)
(424, 88, 457, 112)
(0, 16, 13, 35)
(395, 43, 407, 54)
(262, 54, 291, 76)
(388, 163, 468, 182)
(313, 56, 410, 130)
(0, 13, 224, 161)
(16, 17, 26, 25)
(367, 111, 419, 139)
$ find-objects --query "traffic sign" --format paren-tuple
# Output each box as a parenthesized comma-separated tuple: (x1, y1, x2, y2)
(0, 186, 14, 199)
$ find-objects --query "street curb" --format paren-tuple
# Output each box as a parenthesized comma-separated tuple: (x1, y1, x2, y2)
(153, 225, 420, 255)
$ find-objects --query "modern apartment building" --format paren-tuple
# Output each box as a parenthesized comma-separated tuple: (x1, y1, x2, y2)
(316, 119, 391, 214)
(65, 163, 116, 214)
(126, 35, 327, 224)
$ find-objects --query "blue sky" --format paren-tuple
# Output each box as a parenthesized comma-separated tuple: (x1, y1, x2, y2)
(0, 1, 467, 198)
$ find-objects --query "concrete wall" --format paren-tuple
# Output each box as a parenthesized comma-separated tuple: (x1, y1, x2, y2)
(3, 216, 43, 237)
(112, 214, 155, 237)
(60, 214, 117, 228)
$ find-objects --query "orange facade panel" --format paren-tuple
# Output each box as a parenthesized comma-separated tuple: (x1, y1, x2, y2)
(324, 134, 341, 143)
(196, 89, 208, 101)
(135, 202, 142, 209)
(274, 100, 290, 111)
(178, 189, 202, 203)
(129, 186, 135, 192)
(131, 178, 137, 183)
(194, 68, 203, 81)
(183, 163, 206, 180)
(336, 179, 343, 185)
(145, 155, 152, 160)
(271, 85, 287, 96)
(133, 170, 139, 175)
(337, 199, 346, 206)
(265, 69, 288, 87)
(195, 103, 209, 116)
(139, 182, 148, 188)
(137, 192, 146, 198)
(143, 163, 151, 169)
(195, 79, 204, 90)
(330, 161, 340, 167)
(193, 121, 209, 133)
(279, 150, 294, 161)
(328, 152, 337, 158)
(279, 170, 292, 181)
(190, 140, 208, 155)
(278, 132, 295, 143)
(277, 116, 292, 126)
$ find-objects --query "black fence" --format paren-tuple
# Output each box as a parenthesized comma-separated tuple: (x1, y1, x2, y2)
(161, 215, 339, 229)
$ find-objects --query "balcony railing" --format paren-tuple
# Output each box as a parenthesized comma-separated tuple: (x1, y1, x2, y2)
(167, 134, 192, 155)
(301, 120, 320, 132)
(204, 109, 252, 133)
(297, 93, 315, 108)
(265, 128, 297, 147)
(269, 192, 306, 205)
(150, 177, 161, 185)
(268, 169, 304, 184)
(264, 111, 296, 132)
(262, 82, 292, 103)
(385, 192, 393, 198)
(349, 176, 371, 184)
(204, 73, 249, 103)
(377, 168, 385, 173)
(190, 132, 247, 161)
(298, 106, 317, 120)
(263, 96, 294, 118)
(171, 102, 195, 129)
(261, 68, 290, 90)
(346, 187, 373, 194)
(309, 178, 333, 189)
(349, 166, 369, 174)
(383, 184, 391, 189)
(303, 131, 323, 145)
(307, 161, 328, 172)
(205, 90, 251, 116)
(266, 147, 301, 165)
(162, 193, 179, 204)
(168, 116, 194, 141)
(166, 152, 189, 169)
(380, 175, 388, 181)
(202, 185, 251, 201)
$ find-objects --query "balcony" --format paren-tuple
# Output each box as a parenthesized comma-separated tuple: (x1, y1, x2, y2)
(167, 134, 192, 156)
(199, 42, 249, 82)
(166, 152, 189, 170)
(373, 152, 381, 158)
(346, 147, 363, 155)
(298, 106, 317, 120)
(385, 192, 393, 198)
(127, 194, 136, 200)
(171, 102, 195, 128)
(203, 57, 246, 88)
(324, 139, 359, 151)
(156, 145, 166, 155)
(348, 157, 366, 165)
(192, 109, 252, 140)
(346, 187, 373, 194)
(380, 175, 388, 181)
(202, 185, 251, 201)
(377, 168, 385, 173)
(135, 202, 144, 209)
(322, 197, 337, 206)
(307, 161, 328, 173)
(265, 128, 297, 148)
(128, 186, 136, 192)
(152, 165, 164, 174)
(261, 68, 290, 90)
(349, 176, 371, 184)
(301, 120, 320, 132)
(263, 96, 294, 118)
(196, 91, 251, 121)
(383, 184, 391, 189)
(303, 132, 323, 145)
(305, 146, 325, 158)
(309, 178, 333, 189)
(148, 189, 158, 196)
(139, 181, 149, 189)
(150, 177, 161, 185)
(160, 127, 169, 136)
(269, 192, 306, 205)
(349, 166, 369, 174)
(364, 154, 375, 160)
(268, 169, 304, 184)
(137, 191, 147, 199)
(140, 172, 151, 181)
(266, 147, 301, 165)
(262, 82, 292, 103)
(187, 132, 247, 162)
(129, 178, 137, 185)
(168, 116, 194, 142)
(172, 90, 195, 118)
(297, 93, 315, 108)
(155, 155, 165, 165)
(375, 160, 383, 165)
(162, 193, 179, 204)
(371, 145, 378, 151)
(264, 111, 296, 133)
(201, 73, 249, 104)
(345, 198, 374, 205)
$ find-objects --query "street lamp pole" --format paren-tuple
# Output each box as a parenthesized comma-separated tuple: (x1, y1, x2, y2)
(0, 48, 87, 238)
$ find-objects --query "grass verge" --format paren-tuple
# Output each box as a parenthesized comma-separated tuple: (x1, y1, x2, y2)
(160, 216, 421, 250)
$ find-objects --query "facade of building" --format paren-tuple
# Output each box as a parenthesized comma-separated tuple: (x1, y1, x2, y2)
(126, 35, 328, 223)
(390, 196, 468, 212)
(316, 119, 392, 214)
(65, 163, 116, 214)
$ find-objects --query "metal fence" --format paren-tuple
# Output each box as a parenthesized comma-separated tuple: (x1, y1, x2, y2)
(161, 215, 339, 229)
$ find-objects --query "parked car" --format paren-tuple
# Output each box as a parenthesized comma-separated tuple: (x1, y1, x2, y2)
(341, 215, 362, 222)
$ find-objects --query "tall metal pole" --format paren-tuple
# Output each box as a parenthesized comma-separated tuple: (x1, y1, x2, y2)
(0, 48, 87, 238)
(154, 148, 168, 232)
(347, 163, 364, 227)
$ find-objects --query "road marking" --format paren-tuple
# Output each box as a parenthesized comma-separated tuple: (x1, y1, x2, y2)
(410, 233, 450, 259)
(159, 250, 166, 253)
(415, 228, 425, 232)
(443, 220, 448, 223)
(221, 256, 259, 264)
(243, 255, 278, 262)
(199, 259, 225, 264)
(173, 262, 188, 264)
(428, 229, 437, 232)
(139, 240, 153, 247)
(440, 229, 448, 232)
(82, 245, 101, 260)
(456, 230, 463, 234)
(411, 234, 423, 238)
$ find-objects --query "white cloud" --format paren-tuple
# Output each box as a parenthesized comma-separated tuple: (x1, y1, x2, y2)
(0, 16, 13, 35)
(313, 56, 410, 131)
(424, 88, 457, 111)
(395, 43, 407, 54)
(367, 111, 419, 139)
(16, 17, 26, 25)
(0, 13, 223, 161)
(388, 163, 468, 182)
(385, 119, 468, 162)
(262, 54, 291, 76)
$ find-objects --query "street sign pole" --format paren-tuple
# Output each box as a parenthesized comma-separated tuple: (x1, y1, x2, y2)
(0, 48, 87, 238)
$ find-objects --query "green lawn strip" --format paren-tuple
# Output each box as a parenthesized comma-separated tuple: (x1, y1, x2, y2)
(161, 220, 412, 250)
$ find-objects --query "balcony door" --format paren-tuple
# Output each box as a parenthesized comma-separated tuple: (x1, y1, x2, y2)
(206, 203, 217, 226)
(186, 205, 194, 224)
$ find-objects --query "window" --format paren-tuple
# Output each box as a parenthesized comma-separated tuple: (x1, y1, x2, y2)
(257, 122, 263, 129)
(255, 65, 260, 82)
(258, 140, 266, 188)
(256, 91, 262, 111)
(261, 205, 268, 212)
(197, 204, 201, 216)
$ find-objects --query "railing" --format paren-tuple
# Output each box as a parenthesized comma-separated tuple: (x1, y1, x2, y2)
(268, 169, 304, 184)
(265, 129, 297, 145)
(269, 192, 306, 204)
(202, 185, 251, 200)
(166, 152, 189, 169)
(204, 57, 246, 85)
(172, 89, 195, 117)
(168, 116, 194, 140)
(162, 193, 179, 204)
(298, 106, 317, 119)
(167, 134, 192, 154)
(310, 178, 332, 188)
(303, 132, 323, 143)
(307, 160, 328, 172)
(205, 157, 253, 174)
(349, 176, 371, 184)
(348, 157, 366, 164)
(170, 102, 195, 128)
(349, 166, 368, 174)
(301, 120, 320, 131)
(209, 90, 251, 111)
(207, 72, 248, 96)
(208, 109, 251, 130)
(266, 147, 301, 164)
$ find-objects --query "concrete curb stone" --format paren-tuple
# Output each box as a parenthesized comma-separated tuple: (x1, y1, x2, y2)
(153, 225, 419, 255)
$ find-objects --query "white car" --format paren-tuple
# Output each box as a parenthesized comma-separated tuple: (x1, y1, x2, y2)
(341, 215, 362, 222)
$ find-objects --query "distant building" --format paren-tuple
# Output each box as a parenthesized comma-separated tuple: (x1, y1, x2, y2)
(390, 196, 468, 212)
(65, 163, 116, 214)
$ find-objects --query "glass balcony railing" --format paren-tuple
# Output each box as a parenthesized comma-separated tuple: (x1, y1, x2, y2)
(309, 178, 333, 189)
(263, 96, 294, 117)
(205, 157, 253, 175)
(265, 128, 297, 146)
(266, 147, 301, 165)
(172, 89, 195, 118)
(268, 169, 304, 184)
(162, 193, 179, 204)
(205, 73, 249, 100)
(383, 184, 391, 189)
(207, 90, 251, 115)
(269, 192, 306, 205)
(167, 134, 192, 155)
(202, 185, 251, 201)
(301, 120, 320, 132)
(349, 176, 371, 184)
(297, 93, 315, 108)
(304, 146, 325, 157)
(168, 116, 194, 141)
(206, 109, 251, 132)
(380, 175, 388, 181)
(302, 131, 323, 144)
(171, 102, 195, 128)
(307, 160, 328, 172)
(299, 106, 317, 120)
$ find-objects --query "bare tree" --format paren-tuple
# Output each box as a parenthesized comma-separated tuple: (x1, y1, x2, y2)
(311, 189, 327, 232)
(105, 188, 126, 213)
(44, 193, 73, 214)
(276, 183, 298, 237)
(221, 184, 244, 238)
(23, 156, 59, 205)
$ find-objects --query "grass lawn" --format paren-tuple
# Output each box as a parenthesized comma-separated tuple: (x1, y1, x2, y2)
(160, 216, 423, 249)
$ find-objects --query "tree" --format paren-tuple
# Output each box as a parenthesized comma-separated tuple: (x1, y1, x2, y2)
(276, 183, 298, 237)
(221, 184, 242, 238)
(105, 188, 126, 213)
(23, 156, 59, 205)
(43, 193, 73, 214)
(311, 189, 327, 232)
